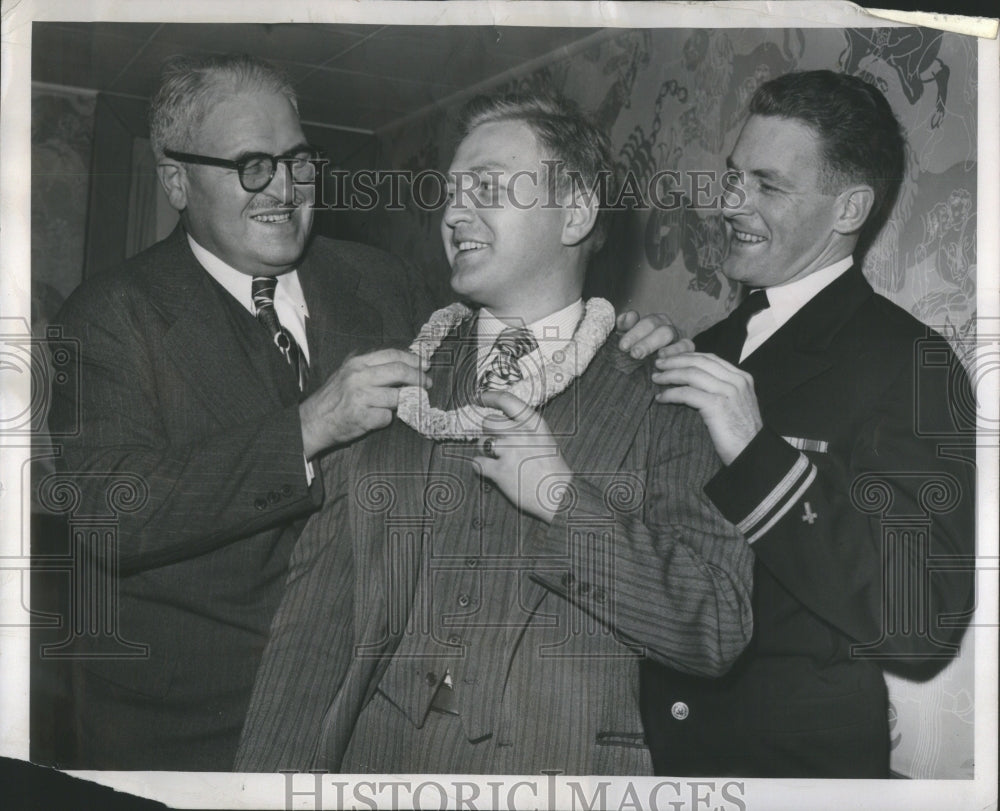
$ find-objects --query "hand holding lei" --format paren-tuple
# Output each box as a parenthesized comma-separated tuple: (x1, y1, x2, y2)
(397, 299, 616, 440)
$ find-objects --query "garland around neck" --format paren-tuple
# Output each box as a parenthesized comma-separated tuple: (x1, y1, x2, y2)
(397, 298, 616, 440)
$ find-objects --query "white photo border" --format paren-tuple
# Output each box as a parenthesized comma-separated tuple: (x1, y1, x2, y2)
(2, 2, 996, 809)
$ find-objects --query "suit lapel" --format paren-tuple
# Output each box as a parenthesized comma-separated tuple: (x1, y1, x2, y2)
(548, 339, 654, 472)
(519, 339, 654, 618)
(433, 316, 478, 412)
(716, 267, 874, 406)
(353, 322, 477, 648)
(149, 228, 284, 423)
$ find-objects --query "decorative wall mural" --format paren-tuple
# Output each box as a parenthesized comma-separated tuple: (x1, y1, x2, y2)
(719, 32, 803, 143)
(589, 31, 652, 134)
(840, 27, 950, 128)
(903, 163, 977, 364)
(640, 115, 733, 304)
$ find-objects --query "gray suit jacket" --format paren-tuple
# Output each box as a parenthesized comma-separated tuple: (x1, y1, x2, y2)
(237, 318, 753, 774)
(48, 227, 433, 769)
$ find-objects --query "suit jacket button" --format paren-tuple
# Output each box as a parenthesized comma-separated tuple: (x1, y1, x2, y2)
(281, 484, 294, 496)
(447, 634, 462, 646)
(471, 518, 482, 529)
(267, 491, 280, 503)
(253, 497, 267, 511)
(465, 558, 479, 569)
(425, 672, 438, 686)
(457, 593, 471, 607)
(671, 701, 689, 720)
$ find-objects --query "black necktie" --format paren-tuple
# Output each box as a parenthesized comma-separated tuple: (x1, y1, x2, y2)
(715, 289, 769, 365)
(477, 327, 539, 393)
(251, 276, 309, 392)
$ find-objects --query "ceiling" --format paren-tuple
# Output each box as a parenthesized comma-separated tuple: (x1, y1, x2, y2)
(32, 22, 606, 135)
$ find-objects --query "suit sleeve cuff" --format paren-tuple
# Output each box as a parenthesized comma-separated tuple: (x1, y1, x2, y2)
(704, 426, 816, 543)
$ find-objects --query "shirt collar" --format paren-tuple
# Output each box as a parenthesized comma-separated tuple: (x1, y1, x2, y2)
(762, 256, 854, 317)
(476, 299, 585, 367)
(740, 256, 853, 362)
(185, 232, 308, 319)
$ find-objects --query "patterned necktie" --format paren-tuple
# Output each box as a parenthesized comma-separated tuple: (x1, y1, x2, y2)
(715, 289, 769, 365)
(477, 326, 539, 393)
(251, 276, 309, 392)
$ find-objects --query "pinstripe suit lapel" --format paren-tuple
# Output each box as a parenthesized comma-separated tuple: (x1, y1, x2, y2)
(546, 339, 654, 473)
(430, 315, 479, 411)
(357, 315, 476, 582)
(514, 339, 654, 619)
(349, 309, 465, 680)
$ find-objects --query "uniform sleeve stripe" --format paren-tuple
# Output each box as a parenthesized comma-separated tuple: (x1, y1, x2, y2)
(733, 453, 811, 534)
(744, 464, 817, 543)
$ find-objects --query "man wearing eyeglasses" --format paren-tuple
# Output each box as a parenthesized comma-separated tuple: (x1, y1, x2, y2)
(48, 53, 674, 771)
(47, 52, 436, 772)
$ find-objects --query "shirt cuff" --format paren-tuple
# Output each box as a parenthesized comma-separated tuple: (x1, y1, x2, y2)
(304, 456, 315, 486)
(704, 426, 816, 543)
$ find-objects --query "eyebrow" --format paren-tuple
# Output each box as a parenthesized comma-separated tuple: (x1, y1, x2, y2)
(461, 163, 511, 175)
(230, 142, 312, 162)
(752, 168, 788, 183)
(726, 157, 790, 185)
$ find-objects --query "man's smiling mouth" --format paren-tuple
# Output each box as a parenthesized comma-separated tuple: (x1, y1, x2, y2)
(251, 210, 295, 224)
(731, 227, 767, 245)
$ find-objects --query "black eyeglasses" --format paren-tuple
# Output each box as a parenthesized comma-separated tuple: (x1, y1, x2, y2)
(164, 146, 323, 192)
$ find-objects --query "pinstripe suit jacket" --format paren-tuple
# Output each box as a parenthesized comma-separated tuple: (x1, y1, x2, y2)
(48, 226, 432, 770)
(236, 316, 754, 774)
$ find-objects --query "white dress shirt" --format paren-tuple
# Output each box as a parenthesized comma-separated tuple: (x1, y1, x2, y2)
(740, 257, 853, 362)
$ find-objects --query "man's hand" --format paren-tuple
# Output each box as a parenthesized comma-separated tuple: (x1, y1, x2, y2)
(473, 391, 572, 524)
(655, 336, 696, 361)
(616, 311, 680, 359)
(299, 348, 430, 458)
(652, 352, 763, 465)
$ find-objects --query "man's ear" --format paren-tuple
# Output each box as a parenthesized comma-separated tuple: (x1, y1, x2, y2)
(833, 184, 874, 236)
(157, 161, 189, 212)
(561, 186, 600, 247)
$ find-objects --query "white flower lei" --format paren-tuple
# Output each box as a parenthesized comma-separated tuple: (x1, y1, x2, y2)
(397, 298, 616, 440)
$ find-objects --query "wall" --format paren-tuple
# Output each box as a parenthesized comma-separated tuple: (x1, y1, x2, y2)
(31, 87, 96, 328)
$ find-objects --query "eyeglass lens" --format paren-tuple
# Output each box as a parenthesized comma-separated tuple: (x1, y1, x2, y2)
(240, 152, 317, 191)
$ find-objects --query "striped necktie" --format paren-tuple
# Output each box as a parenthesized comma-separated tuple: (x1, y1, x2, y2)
(251, 276, 309, 392)
(477, 326, 539, 393)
